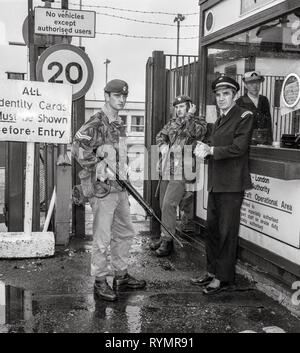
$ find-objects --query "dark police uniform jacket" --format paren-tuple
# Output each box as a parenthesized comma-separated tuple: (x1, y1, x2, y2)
(207, 104, 254, 193)
(236, 94, 273, 145)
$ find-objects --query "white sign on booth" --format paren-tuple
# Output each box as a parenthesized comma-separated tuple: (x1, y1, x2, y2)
(241, 175, 300, 248)
(196, 168, 300, 249)
(0, 79, 72, 143)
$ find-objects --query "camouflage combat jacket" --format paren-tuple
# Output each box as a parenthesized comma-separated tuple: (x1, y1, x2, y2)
(72, 109, 126, 196)
(156, 112, 207, 181)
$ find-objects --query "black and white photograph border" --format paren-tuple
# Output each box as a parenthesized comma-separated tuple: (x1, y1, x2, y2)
(0, 0, 299, 340)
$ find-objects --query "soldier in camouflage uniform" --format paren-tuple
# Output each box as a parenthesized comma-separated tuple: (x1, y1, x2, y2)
(151, 95, 207, 257)
(72, 79, 146, 302)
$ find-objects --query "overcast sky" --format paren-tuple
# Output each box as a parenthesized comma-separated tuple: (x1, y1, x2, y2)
(0, 0, 199, 101)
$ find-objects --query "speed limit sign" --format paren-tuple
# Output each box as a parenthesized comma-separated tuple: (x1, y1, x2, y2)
(36, 44, 94, 101)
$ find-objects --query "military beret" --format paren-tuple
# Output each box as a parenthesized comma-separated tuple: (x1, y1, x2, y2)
(104, 79, 129, 95)
(212, 75, 240, 92)
(242, 71, 265, 83)
(172, 95, 192, 107)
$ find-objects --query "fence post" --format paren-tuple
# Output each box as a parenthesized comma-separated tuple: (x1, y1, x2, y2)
(55, 147, 72, 245)
(147, 51, 166, 239)
(72, 97, 86, 237)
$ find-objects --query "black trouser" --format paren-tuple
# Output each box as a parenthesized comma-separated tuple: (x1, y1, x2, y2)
(206, 191, 244, 283)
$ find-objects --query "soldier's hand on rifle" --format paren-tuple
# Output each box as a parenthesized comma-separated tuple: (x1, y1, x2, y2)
(96, 146, 106, 160)
(156, 144, 169, 174)
(160, 144, 169, 156)
(96, 160, 114, 182)
(118, 162, 130, 181)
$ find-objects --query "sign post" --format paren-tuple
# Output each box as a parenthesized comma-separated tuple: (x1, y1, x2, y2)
(36, 43, 94, 238)
(0, 79, 72, 257)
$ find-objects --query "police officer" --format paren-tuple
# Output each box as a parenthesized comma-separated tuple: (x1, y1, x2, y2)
(236, 71, 273, 145)
(151, 95, 207, 257)
(191, 76, 253, 295)
(72, 79, 146, 302)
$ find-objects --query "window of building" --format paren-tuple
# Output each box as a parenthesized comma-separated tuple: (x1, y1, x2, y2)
(131, 115, 144, 133)
(206, 11, 300, 148)
(6, 72, 25, 80)
(119, 115, 127, 129)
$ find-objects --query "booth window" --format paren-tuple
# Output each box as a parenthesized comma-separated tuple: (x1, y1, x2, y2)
(131, 116, 144, 132)
(206, 10, 300, 148)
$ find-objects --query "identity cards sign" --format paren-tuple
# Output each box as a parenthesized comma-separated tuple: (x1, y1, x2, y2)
(34, 7, 96, 38)
(0, 79, 72, 144)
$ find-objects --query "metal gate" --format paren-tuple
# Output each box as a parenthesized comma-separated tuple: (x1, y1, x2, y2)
(144, 51, 199, 236)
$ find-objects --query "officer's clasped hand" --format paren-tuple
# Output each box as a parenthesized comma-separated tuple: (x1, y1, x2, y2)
(194, 141, 212, 159)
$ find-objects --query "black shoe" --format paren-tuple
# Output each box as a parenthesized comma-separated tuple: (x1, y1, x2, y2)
(190, 274, 215, 287)
(155, 240, 174, 257)
(94, 280, 117, 302)
(149, 238, 162, 251)
(113, 273, 146, 290)
(203, 282, 230, 296)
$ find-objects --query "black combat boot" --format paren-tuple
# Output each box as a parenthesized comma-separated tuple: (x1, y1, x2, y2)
(155, 239, 174, 257)
(149, 238, 162, 251)
(113, 273, 146, 290)
(94, 280, 117, 302)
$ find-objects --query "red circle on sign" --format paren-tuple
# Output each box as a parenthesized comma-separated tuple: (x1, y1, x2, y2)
(36, 44, 94, 101)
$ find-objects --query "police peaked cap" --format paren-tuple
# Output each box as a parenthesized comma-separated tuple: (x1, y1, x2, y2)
(242, 71, 265, 83)
(104, 79, 129, 95)
(212, 75, 240, 93)
(172, 95, 192, 107)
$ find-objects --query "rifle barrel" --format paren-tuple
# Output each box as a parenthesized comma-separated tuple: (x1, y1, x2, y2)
(106, 164, 184, 247)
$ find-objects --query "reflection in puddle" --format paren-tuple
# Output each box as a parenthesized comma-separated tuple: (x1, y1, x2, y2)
(93, 294, 144, 333)
(126, 305, 142, 333)
(0, 281, 33, 325)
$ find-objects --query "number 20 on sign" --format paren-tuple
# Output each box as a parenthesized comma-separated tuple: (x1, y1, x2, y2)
(36, 44, 94, 101)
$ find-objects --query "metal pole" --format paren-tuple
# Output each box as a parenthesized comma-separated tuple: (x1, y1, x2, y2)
(174, 14, 185, 56)
(25, 0, 35, 236)
(79, 0, 82, 47)
(177, 20, 180, 56)
(106, 61, 108, 84)
(104, 59, 111, 84)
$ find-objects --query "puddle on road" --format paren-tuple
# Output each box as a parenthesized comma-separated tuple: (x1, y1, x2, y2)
(0, 280, 146, 332)
(0, 281, 33, 325)
(0, 280, 298, 333)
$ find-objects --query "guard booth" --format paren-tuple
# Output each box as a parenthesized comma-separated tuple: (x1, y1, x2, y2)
(197, 0, 300, 285)
(144, 51, 199, 236)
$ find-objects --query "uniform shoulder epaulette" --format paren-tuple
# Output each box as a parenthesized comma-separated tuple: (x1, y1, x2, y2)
(241, 111, 253, 119)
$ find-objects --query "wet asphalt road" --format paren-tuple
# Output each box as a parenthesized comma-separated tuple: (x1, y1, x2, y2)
(0, 221, 300, 333)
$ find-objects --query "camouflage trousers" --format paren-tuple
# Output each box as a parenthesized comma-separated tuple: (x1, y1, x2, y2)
(89, 191, 135, 279)
(159, 180, 194, 241)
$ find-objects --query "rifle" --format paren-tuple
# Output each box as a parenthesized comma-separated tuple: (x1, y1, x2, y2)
(105, 162, 184, 248)
(155, 147, 169, 198)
